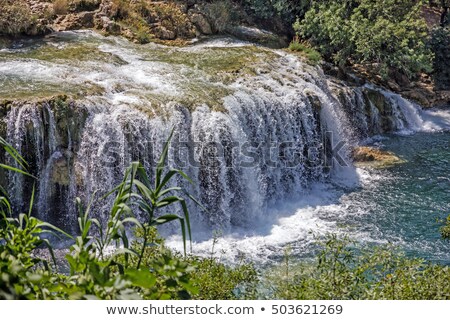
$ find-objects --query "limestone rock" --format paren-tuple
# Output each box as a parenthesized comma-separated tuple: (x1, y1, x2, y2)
(53, 11, 95, 31)
(94, 15, 121, 34)
(352, 146, 405, 168)
(227, 26, 289, 49)
(153, 26, 176, 40)
(190, 12, 212, 35)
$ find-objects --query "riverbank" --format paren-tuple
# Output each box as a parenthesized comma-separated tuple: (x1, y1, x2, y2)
(1, 1, 449, 108)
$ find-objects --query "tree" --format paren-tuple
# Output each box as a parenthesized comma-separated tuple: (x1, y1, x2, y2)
(298, 0, 433, 79)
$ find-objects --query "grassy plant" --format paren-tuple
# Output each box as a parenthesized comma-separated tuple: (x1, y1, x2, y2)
(288, 37, 322, 65)
(110, 129, 200, 268)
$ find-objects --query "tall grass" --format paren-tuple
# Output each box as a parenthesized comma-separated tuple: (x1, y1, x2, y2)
(288, 37, 322, 65)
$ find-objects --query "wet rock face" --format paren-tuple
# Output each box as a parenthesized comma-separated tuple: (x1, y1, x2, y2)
(3, 96, 89, 221)
(53, 11, 95, 31)
(226, 26, 289, 49)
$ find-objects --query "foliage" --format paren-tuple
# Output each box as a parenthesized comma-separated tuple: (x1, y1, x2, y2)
(288, 37, 322, 65)
(242, 0, 310, 25)
(298, 0, 434, 79)
(187, 255, 258, 299)
(266, 235, 450, 300)
(430, 26, 450, 89)
(441, 213, 450, 239)
(0, 138, 65, 299)
(119, 228, 259, 300)
(0, 0, 34, 36)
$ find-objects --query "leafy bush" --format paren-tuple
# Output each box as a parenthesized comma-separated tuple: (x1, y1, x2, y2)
(187, 256, 258, 299)
(243, 0, 310, 25)
(441, 212, 450, 239)
(298, 0, 433, 79)
(430, 27, 450, 89)
(0, 0, 34, 36)
(0, 131, 200, 300)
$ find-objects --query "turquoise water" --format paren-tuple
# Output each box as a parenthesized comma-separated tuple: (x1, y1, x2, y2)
(338, 132, 450, 263)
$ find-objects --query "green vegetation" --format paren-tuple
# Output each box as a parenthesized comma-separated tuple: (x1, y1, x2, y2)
(430, 26, 450, 89)
(441, 214, 450, 239)
(242, 0, 310, 25)
(266, 236, 450, 300)
(288, 37, 322, 65)
(297, 0, 433, 79)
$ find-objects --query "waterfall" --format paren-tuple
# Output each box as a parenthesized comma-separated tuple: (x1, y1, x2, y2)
(1, 31, 447, 232)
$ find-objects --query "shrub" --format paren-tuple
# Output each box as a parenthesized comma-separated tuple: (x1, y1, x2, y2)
(266, 235, 450, 300)
(243, 0, 310, 25)
(430, 27, 450, 90)
(298, 0, 434, 79)
(109, 0, 195, 43)
(0, 0, 34, 36)
(441, 212, 450, 239)
(187, 256, 258, 300)
(0, 131, 199, 300)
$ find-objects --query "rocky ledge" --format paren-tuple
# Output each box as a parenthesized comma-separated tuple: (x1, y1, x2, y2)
(0, 0, 288, 47)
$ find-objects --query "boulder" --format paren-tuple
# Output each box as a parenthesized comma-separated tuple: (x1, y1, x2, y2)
(190, 12, 212, 35)
(227, 26, 289, 49)
(352, 146, 405, 168)
(53, 11, 95, 31)
(153, 25, 176, 40)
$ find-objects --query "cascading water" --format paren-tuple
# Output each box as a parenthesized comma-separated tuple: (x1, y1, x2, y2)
(1, 31, 449, 260)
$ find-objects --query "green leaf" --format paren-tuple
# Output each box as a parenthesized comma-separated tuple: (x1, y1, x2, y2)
(155, 128, 175, 188)
(126, 269, 157, 289)
(0, 164, 35, 178)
